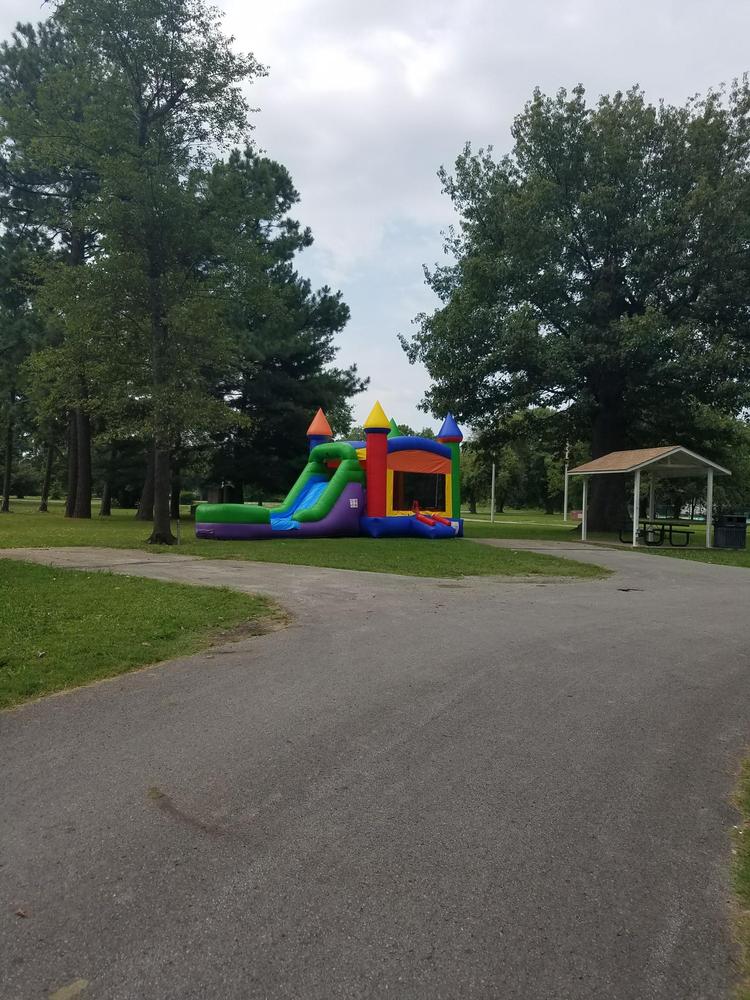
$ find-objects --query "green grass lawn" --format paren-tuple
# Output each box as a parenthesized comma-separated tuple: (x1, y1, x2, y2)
(641, 545, 750, 568)
(462, 509, 581, 542)
(3, 499, 747, 570)
(0, 500, 604, 579)
(176, 536, 606, 579)
(0, 559, 276, 709)
(463, 506, 750, 568)
(587, 521, 750, 569)
(733, 760, 750, 999)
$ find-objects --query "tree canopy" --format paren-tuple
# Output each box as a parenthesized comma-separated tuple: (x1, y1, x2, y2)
(402, 83, 750, 528)
(0, 1, 364, 533)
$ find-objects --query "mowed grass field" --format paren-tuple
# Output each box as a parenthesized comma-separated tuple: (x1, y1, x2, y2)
(462, 507, 750, 568)
(463, 509, 583, 541)
(0, 559, 276, 709)
(733, 761, 750, 1000)
(0, 500, 750, 577)
(0, 500, 605, 579)
(4, 498, 746, 571)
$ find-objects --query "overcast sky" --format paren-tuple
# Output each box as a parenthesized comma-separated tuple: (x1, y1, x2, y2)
(3, 1, 750, 431)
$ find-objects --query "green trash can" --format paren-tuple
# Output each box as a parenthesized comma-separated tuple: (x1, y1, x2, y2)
(714, 514, 747, 549)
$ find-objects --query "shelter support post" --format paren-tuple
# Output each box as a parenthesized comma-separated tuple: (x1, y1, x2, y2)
(706, 469, 713, 549)
(581, 477, 588, 541)
(632, 470, 641, 547)
(648, 474, 656, 519)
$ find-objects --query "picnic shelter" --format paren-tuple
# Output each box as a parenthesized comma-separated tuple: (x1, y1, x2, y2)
(568, 447, 731, 547)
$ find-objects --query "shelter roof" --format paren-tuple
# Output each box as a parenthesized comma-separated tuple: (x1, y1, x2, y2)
(569, 446, 730, 478)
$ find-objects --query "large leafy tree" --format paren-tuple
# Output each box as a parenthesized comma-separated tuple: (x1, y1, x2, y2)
(2, 5, 362, 531)
(47, 0, 264, 542)
(460, 444, 492, 514)
(403, 84, 750, 529)
(0, 19, 101, 518)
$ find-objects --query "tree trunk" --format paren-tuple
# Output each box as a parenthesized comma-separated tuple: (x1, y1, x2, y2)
(587, 399, 627, 532)
(468, 494, 477, 515)
(38, 443, 55, 511)
(149, 442, 175, 544)
(221, 481, 243, 504)
(65, 175, 89, 518)
(142, 141, 176, 546)
(1, 388, 13, 513)
(72, 407, 91, 518)
(99, 480, 112, 517)
(170, 468, 181, 520)
(144, 307, 174, 543)
(65, 412, 78, 518)
(135, 446, 155, 520)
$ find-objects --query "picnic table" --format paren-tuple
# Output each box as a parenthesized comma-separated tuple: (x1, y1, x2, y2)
(618, 518, 696, 547)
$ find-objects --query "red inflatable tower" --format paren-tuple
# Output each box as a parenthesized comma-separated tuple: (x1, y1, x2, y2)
(364, 400, 390, 517)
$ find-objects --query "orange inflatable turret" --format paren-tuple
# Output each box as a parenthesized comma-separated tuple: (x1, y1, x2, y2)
(307, 407, 333, 451)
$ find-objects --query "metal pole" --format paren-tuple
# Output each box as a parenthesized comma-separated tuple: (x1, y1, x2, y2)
(563, 441, 570, 522)
(490, 462, 496, 523)
(706, 469, 714, 549)
(648, 474, 656, 519)
(632, 470, 641, 547)
(581, 477, 588, 541)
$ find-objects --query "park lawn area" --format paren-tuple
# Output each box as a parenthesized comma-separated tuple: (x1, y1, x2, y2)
(462, 510, 581, 542)
(641, 545, 750, 568)
(587, 520, 750, 568)
(586, 519, 750, 568)
(733, 759, 750, 1000)
(0, 501, 605, 579)
(172, 536, 606, 579)
(444, 509, 750, 574)
(463, 505, 571, 523)
(0, 559, 276, 709)
(463, 508, 750, 569)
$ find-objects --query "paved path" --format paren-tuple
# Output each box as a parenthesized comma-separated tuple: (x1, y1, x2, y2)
(1, 543, 749, 999)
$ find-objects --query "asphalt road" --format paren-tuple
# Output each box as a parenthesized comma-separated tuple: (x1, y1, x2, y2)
(1, 542, 749, 999)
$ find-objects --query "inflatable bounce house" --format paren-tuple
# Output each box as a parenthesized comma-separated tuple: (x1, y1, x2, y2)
(195, 401, 463, 540)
